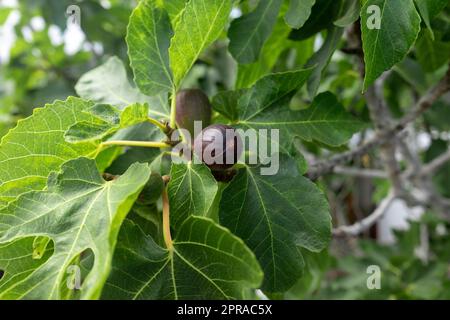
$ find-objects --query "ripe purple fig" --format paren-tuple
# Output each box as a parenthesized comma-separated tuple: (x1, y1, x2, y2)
(193, 124, 242, 171)
(175, 89, 212, 138)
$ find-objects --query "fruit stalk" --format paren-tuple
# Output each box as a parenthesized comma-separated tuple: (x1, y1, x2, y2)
(100, 140, 170, 148)
(169, 89, 177, 129)
(147, 116, 167, 131)
(162, 184, 173, 251)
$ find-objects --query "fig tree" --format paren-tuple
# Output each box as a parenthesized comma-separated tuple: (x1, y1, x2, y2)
(193, 124, 242, 171)
(175, 89, 212, 138)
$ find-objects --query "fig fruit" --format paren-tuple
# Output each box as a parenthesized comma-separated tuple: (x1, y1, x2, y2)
(193, 124, 242, 171)
(175, 89, 212, 138)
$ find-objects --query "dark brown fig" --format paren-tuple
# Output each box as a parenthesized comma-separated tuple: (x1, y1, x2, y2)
(175, 89, 212, 138)
(193, 124, 242, 171)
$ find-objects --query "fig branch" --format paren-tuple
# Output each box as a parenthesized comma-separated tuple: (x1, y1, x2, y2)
(333, 190, 396, 236)
(91, 140, 171, 158)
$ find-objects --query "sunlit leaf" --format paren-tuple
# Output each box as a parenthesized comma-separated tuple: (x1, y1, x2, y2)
(361, 0, 421, 90)
(169, 0, 232, 87)
(127, 0, 174, 95)
(0, 158, 151, 299)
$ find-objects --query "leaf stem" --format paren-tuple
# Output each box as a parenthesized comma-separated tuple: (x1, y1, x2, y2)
(169, 89, 177, 129)
(162, 186, 173, 251)
(100, 140, 170, 148)
(147, 116, 167, 131)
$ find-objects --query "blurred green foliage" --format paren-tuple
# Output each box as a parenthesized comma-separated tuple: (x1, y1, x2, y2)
(0, 0, 137, 134)
(287, 215, 450, 300)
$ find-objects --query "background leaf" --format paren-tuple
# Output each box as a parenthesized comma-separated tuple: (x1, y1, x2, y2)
(334, 0, 360, 27)
(289, 0, 343, 41)
(169, 0, 232, 87)
(228, 0, 283, 64)
(236, 3, 292, 88)
(284, 0, 316, 29)
(0, 8, 12, 25)
(213, 71, 364, 149)
(416, 29, 450, 72)
(414, 0, 448, 40)
(305, 26, 344, 98)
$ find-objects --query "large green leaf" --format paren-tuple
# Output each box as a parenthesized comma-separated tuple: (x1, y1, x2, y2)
(127, 0, 174, 96)
(235, 70, 314, 122)
(167, 162, 218, 228)
(228, 0, 283, 64)
(240, 92, 364, 148)
(0, 98, 98, 206)
(103, 217, 263, 299)
(219, 155, 331, 292)
(284, 0, 316, 29)
(414, 0, 448, 40)
(75, 57, 170, 119)
(0, 157, 151, 299)
(169, 0, 232, 87)
(361, 0, 421, 90)
(213, 71, 364, 148)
